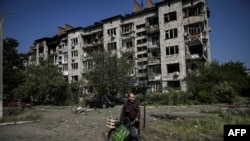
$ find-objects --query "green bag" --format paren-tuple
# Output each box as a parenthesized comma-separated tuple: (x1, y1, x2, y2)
(112, 124, 130, 141)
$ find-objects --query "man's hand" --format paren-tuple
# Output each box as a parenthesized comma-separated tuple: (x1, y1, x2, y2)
(135, 118, 139, 122)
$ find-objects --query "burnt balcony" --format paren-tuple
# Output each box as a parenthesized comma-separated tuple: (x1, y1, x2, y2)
(148, 73, 161, 81)
(122, 31, 135, 40)
(92, 38, 103, 45)
(146, 25, 159, 35)
(185, 32, 207, 45)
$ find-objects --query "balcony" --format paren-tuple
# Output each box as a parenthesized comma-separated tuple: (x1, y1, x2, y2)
(146, 25, 159, 35)
(92, 39, 103, 45)
(185, 32, 207, 46)
(148, 57, 160, 65)
(183, 15, 205, 26)
(82, 56, 93, 62)
(148, 73, 161, 81)
(148, 42, 160, 49)
(122, 32, 135, 40)
(63, 71, 68, 76)
(62, 47, 68, 53)
(121, 47, 134, 53)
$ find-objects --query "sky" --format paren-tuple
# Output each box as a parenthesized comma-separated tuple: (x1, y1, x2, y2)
(0, 0, 250, 68)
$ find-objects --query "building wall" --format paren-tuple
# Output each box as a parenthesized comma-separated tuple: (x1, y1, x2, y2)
(28, 0, 211, 92)
(158, 0, 186, 91)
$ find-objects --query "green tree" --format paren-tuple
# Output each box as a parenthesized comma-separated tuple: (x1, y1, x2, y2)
(220, 61, 249, 96)
(14, 59, 68, 105)
(3, 37, 25, 98)
(186, 60, 249, 103)
(84, 51, 134, 97)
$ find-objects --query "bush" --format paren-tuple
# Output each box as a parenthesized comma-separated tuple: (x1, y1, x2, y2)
(196, 90, 216, 104)
(212, 81, 238, 103)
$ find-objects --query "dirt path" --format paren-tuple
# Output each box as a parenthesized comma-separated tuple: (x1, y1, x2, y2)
(0, 105, 219, 141)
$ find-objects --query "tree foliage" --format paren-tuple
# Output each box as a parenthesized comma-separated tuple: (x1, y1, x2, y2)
(186, 60, 250, 103)
(84, 51, 134, 97)
(3, 37, 26, 98)
(14, 59, 68, 105)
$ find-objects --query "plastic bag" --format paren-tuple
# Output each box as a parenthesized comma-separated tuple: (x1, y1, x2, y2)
(112, 124, 130, 141)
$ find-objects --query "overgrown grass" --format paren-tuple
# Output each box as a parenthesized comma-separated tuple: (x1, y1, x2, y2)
(0, 107, 41, 123)
(143, 112, 250, 141)
(137, 91, 250, 106)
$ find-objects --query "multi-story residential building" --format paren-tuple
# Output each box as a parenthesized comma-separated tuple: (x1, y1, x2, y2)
(26, 0, 211, 93)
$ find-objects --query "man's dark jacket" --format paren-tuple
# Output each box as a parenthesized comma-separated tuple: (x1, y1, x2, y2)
(120, 100, 141, 122)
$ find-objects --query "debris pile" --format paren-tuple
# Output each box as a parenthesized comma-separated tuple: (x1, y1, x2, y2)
(72, 106, 94, 114)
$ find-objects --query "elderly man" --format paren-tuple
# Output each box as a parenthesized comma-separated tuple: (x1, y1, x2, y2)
(120, 93, 141, 134)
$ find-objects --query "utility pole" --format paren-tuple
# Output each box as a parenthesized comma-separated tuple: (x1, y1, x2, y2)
(0, 12, 14, 119)
(0, 14, 3, 119)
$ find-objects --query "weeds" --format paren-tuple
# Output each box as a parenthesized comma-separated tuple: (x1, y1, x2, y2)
(0, 107, 41, 123)
(143, 111, 250, 141)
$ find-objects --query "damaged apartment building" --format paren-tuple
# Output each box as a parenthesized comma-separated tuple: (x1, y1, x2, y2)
(26, 0, 211, 93)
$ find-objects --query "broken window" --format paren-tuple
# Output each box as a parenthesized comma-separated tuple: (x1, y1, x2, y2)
(63, 54, 68, 63)
(167, 63, 180, 73)
(62, 64, 68, 72)
(138, 69, 147, 74)
(83, 60, 93, 70)
(164, 11, 177, 23)
(136, 31, 146, 37)
(62, 39, 68, 47)
(165, 28, 178, 39)
(85, 37, 92, 44)
(123, 41, 133, 48)
(137, 61, 147, 66)
(136, 24, 146, 29)
(183, 3, 204, 18)
(71, 63, 78, 70)
(71, 38, 78, 46)
(150, 49, 160, 57)
(137, 53, 148, 58)
(107, 28, 116, 36)
(148, 66, 161, 74)
(107, 42, 117, 50)
(166, 45, 179, 55)
(168, 81, 180, 88)
(39, 47, 44, 54)
(151, 36, 159, 45)
(121, 23, 134, 34)
(137, 38, 147, 45)
(72, 75, 78, 82)
(188, 44, 203, 56)
(71, 50, 78, 57)
(147, 16, 159, 26)
(137, 46, 147, 51)
(184, 22, 204, 35)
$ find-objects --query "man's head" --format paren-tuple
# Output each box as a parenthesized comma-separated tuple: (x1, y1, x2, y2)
(128, 93, 135, 103)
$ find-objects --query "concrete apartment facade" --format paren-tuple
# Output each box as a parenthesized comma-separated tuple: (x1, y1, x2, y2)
(26, 0, 211, 93)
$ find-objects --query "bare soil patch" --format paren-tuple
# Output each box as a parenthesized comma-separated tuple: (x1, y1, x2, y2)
(0, 105, 219, 141)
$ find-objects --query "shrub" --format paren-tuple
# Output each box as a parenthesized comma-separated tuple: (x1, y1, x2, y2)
(212, 81, 238, 103)
(196, 90, 216, 104)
